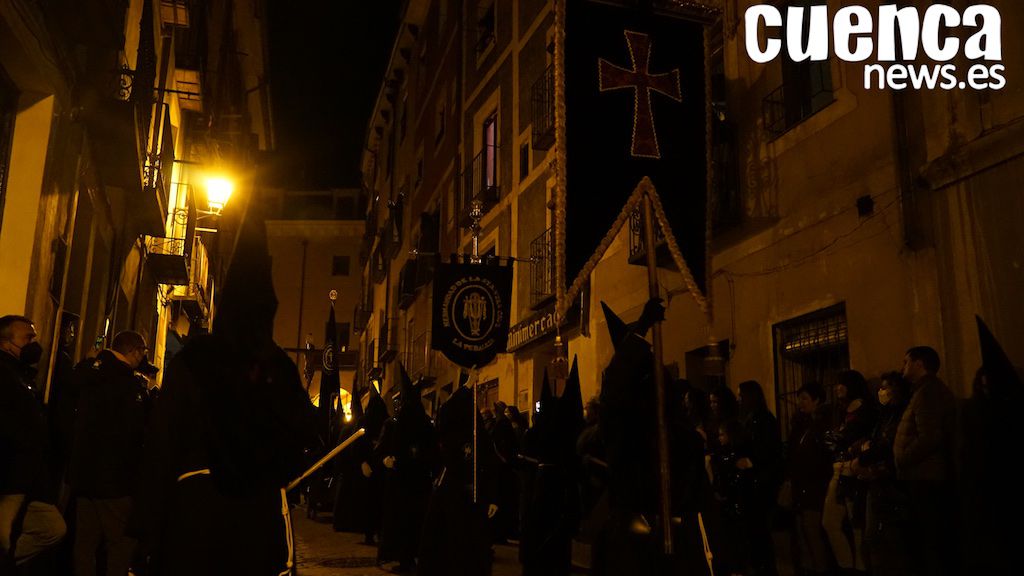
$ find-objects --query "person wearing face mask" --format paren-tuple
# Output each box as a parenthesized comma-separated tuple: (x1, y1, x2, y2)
(0, 314, 67, 568)
(854, 372, 911, 576)
(69, 330, 151, 576)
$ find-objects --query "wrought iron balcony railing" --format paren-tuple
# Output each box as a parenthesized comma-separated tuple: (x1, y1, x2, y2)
(353, 305, 372, 334)
(378, 317, 398, 364)
(406, 331, 436, 383)
(627, 207, 672, 270)
(397, 259, 418, 310)
(460, 144, 500, 226)
(144, 235, 189, 285)
(762, 67, 834, 140)
(531, 65, 555, 151)
(530, 226, 556, 309)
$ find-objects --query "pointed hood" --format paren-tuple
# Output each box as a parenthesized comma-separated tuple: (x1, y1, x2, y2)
(976, 315, 1022, 402)
(540, 368, 553, 413)
(458, 370, 470, 389)
(349, 376, 364, 422)
(561, 355, 585, 432)
(601, 301, 629, 350)
(397, 362, 426, 422)
(214, 204, 278, 358)
(362, 380, 389, 439)
(437, 384, 475, 449)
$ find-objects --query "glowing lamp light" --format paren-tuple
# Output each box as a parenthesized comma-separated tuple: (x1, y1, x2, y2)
(205, 177, 234, 212)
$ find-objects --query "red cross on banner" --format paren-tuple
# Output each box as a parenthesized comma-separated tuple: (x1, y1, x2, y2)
(598, 30, 682, 159)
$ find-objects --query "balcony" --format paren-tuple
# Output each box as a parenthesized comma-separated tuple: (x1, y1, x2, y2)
(627, 207, 676, 271)
(406, 331, 437, 383)
(378, 317, 398, 364)
(145, 236, 190, 285)
(371, 244, 387, 284)
(397, 260, 418, 310)
(383, 215, 403, 260)
(170, 236, 210, 323)
(459, 144, 500, 227)
(530, 227, 556, 309)
(531, 65, 555, 151)
(352, 305, 372, 334)
(762, 65, 834, 140)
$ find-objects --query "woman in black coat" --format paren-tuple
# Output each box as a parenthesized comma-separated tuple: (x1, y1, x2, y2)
(737, 380, 783, 576)
(785, 382, 833, 576)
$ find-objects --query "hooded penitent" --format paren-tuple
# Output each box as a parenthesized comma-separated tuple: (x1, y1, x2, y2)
(595, 300, 710, 576)
(519, 359, 586, 576)
(961, 316, 1020, 573)
(975, 315, 1022, 402)
(333, 377, 390, 536)
(133, 204, 319, 576)
(375, 363, 437, 568)
(418, 382, 500, 576)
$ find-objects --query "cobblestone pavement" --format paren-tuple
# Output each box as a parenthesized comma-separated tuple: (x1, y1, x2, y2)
(292, 505, 521, 576)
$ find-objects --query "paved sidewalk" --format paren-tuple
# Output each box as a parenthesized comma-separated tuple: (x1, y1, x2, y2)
(292, 505, 521, 576)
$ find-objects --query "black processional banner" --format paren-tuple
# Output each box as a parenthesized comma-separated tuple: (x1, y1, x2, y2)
(431, 261, 513, 368)
(320, 301, 341, 438)
(564, 0, 708, 292)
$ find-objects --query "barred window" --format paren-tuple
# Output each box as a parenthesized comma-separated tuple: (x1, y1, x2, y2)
(772, 303, 850, 439)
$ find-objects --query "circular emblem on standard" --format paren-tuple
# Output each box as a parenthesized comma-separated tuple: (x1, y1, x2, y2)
(442, 276, 505, 349)
(322, 342, 336, 371)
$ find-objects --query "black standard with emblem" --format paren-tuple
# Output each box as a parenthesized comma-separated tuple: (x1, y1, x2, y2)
(431, 261, 513, 369)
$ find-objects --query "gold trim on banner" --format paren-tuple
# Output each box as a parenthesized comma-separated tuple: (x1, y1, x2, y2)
(551, 0, 714, 324)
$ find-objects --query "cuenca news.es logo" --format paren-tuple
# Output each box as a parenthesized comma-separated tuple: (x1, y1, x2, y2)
(745, 4, 1004, 90)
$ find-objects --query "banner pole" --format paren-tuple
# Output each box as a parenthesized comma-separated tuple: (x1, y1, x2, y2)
(642, 191, 673, 555)
(469, 198, 482, 503)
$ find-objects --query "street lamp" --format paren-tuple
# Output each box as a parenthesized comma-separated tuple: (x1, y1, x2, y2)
(205, 176, 234, 213)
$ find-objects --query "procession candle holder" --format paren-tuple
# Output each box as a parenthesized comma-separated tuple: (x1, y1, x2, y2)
(470, 199, 483, 264)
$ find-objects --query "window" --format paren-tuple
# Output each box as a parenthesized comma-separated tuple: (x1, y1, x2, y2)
(0, 66, 17, 229)
(519, 141, 530, 181)
(338, 322, 350, 349)
(482, 112, 498, 189)
(476, 0, 496, 55)
(763, 0, 834, 139)
(332, 255, 351, 276)
(772, 303, 849, 440)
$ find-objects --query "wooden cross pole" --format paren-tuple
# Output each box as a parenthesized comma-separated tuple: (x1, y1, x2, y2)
(641, 190, 673, 555)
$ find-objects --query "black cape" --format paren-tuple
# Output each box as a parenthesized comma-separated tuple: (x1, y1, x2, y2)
(133, 336, 319, 576)
(417, 384, 500, 576)
(520, 360, 585, 576)
(333, 385, 389, 535)
(376, 366, 437, 567)
(594, 302, 711, 576)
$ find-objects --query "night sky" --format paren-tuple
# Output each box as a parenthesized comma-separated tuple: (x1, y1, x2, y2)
(267, 1, 403, 189)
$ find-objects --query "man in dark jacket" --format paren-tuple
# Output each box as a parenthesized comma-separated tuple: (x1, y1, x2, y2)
(894, 346, 957, 576)
(0, 315, 66, 567)
(70, 330, 150, 576)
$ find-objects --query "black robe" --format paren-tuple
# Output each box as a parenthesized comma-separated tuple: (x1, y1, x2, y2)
(132, 336, 319, 576)
(595, 329, 712, 576)
(417, 385, 499, 576)
(333, 391, 388, 536)
(519, 363, 585, 576)
(376, 374, 437, 568)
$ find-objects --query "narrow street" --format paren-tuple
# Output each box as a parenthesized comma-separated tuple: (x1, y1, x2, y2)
(292, 505, 522, 576)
